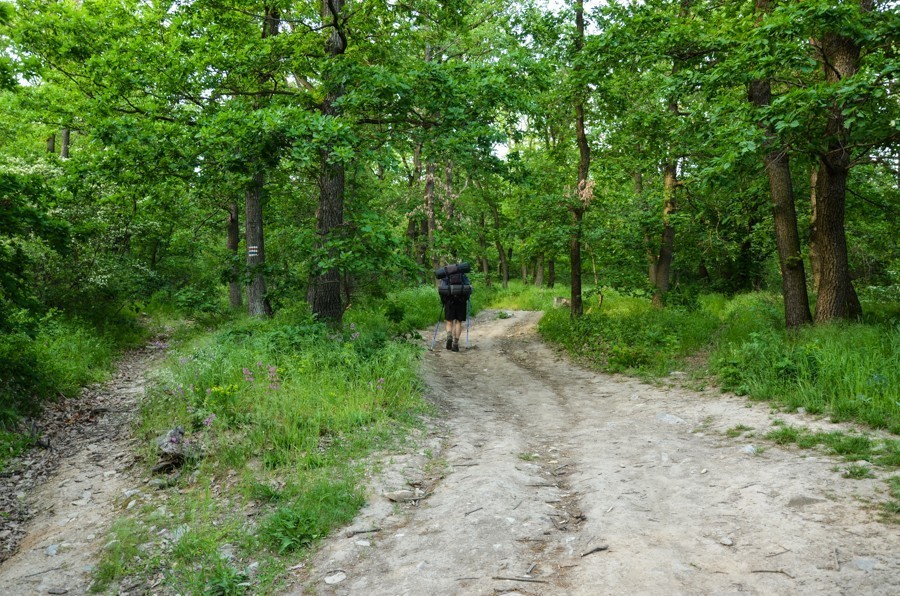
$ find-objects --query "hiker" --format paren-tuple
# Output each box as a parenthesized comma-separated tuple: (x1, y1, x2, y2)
(436, 263, 473, 352)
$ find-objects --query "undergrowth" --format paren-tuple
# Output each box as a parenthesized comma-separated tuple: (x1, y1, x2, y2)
(538, 289, 899, 434)
(95, 299, 427, 593)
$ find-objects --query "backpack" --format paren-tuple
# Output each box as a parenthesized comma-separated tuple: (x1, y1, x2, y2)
(436, 262, 473, 299)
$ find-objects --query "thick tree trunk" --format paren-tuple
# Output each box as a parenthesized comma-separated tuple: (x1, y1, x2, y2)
(812, 3, 868, 322)
(227, 201, 243, 310)
(534, 256, 544, 287)
(652, 163, 677, 307)
(748, 0, 812, 328)
(245, 171, 270, 316)
(310, 0, 346, 322)
(46, 134, 55, 154)
(548, 257, 556, 288)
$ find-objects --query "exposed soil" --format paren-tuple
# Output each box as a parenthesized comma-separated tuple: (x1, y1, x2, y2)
(293, 310, 900, 595)
(0, 340, 167, 595)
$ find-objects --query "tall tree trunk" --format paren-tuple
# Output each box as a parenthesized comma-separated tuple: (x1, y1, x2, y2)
(748, 0, 811, 328)
(548, 257, 556, 288)
(60, 128, 70, 159)
(227, 201, 243, 310)
(490, 202, 508, 289)
(812, 1, 868, 322)
(478, 211, 492, 287)
(245, 171, 270, 316)
(652, 162, 677, 307)
(809, 167, 821, 293)
(571, 0, 590, 318)
(424, 161, 438, 272)
(46, 134, 55, 154)
(310, 0, 346, 322)
(534, 256, 544, 287)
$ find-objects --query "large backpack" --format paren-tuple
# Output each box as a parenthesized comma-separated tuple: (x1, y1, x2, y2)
(436, 262, 472, 299)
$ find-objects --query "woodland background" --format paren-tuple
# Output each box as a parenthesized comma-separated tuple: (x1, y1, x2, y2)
(0, 1, 898, 589)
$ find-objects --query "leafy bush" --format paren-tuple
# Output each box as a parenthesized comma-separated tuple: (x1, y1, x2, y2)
(260, 479, 364, 553)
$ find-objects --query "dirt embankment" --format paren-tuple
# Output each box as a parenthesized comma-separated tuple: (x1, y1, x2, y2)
(294, 310, 899, 596)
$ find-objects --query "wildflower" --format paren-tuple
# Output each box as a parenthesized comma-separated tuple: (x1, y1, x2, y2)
(256, 361, 263, 368)
(203, 414, 216, 427)
(268, 382, 280, 391)
(179, 357, 190, 365)
(206, 388, 212, 395)
(351, 332, 360, 340)
(350, 323, 356, 330)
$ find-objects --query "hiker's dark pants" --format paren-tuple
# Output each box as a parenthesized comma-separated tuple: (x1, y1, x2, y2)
(444, 299, 467, 322)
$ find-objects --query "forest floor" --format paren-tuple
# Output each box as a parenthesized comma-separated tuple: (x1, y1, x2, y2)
(0, 312, 898, 595)
(0, 339, 167, 595)
(291, 310, 899, 596)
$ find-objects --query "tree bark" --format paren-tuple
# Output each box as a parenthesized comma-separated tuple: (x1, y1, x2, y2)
(812, 1, 868, 322)
(227, 201, 243, 310)
(60, 128, 70, 159)
(245, 171, 270, 316)
(570, 0, 590, 318)
(652, 162, 677, 307)
(46, 134, 55, 154)
(491, 202, 508, 288)
(747, 11, 812, 329)
(534, 256, 544, 287)
(548, 257, 556, 288)
(809, 167, 821, 293)
(425, 161, 438, 272)
(479, 211, 492, 287)
(310, 0, 347, 322)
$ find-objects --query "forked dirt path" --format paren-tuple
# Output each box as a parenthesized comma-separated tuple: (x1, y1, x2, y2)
(296, 310, 899, 595)
(0, 341, 166, 595)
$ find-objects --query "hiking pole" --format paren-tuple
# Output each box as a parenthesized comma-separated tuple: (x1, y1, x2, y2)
(464, 300, 470, 348)
(430, 305, 443, 350)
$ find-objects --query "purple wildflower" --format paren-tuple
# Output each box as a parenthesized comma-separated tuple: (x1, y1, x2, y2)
(203, 414, 216, 427)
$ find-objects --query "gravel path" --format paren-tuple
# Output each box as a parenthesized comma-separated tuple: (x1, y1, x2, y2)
(293, 310, 899, 595)
(0, 341, 166, 595)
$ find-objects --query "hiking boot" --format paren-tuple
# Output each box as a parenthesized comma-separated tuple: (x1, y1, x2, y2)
(445, 335, 453, 350)
(452, 340, 459, 352)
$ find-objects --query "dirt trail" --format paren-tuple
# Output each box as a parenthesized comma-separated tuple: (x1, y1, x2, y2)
(0, 342, 165, 595)
(295, 310, 899, 596)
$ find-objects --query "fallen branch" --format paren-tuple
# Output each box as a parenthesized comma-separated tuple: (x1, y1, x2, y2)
(465, 507, 483, 516)
(751, 569, 794, 579)
(345, 527, 382, 538)
(492, 576, 549, 584)
(582, 545, 609, 557)
(16, 566, 62, 580)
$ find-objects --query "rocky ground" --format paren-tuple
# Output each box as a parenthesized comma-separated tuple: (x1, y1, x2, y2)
(292, 310, 899, 596)
(0, 339, 167, 595)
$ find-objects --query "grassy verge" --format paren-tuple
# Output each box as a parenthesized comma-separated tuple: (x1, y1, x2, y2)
(0, 311, 151, 471)
(93, 300, 428, 594)
(537, 289, 899, 434)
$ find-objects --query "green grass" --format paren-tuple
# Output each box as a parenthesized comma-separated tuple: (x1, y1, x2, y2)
(97, 298, 428, 593)
(762, 423, 900, 466)
(725, 424, 754, 438)
(538, 287, 720, 375)
(883, 476, 900, 522)
(533, 288, 899, 434)
(0, 311, 153, 470)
